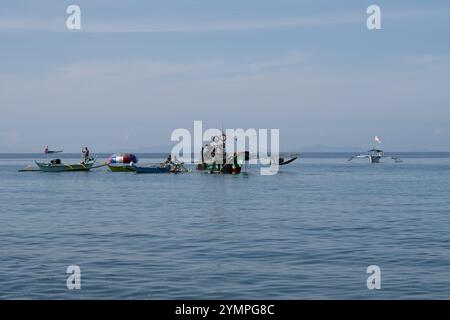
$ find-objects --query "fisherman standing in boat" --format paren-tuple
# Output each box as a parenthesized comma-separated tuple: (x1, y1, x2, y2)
(44, 146, 49, 154)
(82, 146, 90, 164)
(161, 154, 172, 168)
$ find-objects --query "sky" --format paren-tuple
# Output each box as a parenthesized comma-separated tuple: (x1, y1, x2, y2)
(0, 0, 450, 152)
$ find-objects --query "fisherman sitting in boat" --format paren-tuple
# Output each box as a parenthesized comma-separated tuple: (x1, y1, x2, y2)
(43, 146, 63, 154)
(170, 163, 182, 173)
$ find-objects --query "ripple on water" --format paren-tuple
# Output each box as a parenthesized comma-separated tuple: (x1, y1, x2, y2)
(1, 158, 450, 299)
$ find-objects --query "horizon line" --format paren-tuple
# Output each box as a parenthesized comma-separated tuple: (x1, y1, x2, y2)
(1, 151, 450, 154)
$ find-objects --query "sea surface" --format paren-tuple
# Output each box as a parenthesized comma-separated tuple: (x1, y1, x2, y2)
(1, 153, 450, 299)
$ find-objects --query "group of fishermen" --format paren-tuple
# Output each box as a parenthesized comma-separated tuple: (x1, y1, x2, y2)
(43, 142, 246, 172)
(44, 145, 185, 170)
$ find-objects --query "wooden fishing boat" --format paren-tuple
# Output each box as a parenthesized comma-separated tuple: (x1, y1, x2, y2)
(197, 162, 242, 174)
(106, 153, 138, 172)
(279, 154, 298, 166)
(35, 158, 97, 172)
(133, 165, 171, 174)
(107, 164, 136, 172)
(18, 165, 41, 172)
(348, 149, 402, 163)
(348, 138, 402, 164)
(197, 133, 246, 174)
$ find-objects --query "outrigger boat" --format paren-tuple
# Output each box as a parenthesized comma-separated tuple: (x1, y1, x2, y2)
(133, 165, 171, 174)
(133, 157, 190, 174)
(348, 149, 385, 163)
(348, 137, 402, 163)
(106, 153, 138, 172)
(35, 158, 97, 172)
(197, 133, 246, 174)
(196, 133, 297, 173)
(107, 164, 136, 172)
(278, 153, 299, 166)
(44, 146, 63, 154)
(19, 147, 100, 172)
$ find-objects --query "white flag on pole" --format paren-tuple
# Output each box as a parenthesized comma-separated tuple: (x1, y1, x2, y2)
(374, 136, 381, 144)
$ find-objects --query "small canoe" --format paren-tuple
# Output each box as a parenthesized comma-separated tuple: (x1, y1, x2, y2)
(279, 156, 298, 166)
(35, 159, 96, 172)
(107, 164, 136, 172)
(133, 165, 171, 174)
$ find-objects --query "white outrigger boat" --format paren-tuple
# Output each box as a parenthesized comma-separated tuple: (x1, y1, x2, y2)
(348, 136, 402, 164)
(348, 148, 385, 163)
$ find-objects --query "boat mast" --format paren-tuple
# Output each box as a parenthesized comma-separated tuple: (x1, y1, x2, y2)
(221, 123, 226, 167)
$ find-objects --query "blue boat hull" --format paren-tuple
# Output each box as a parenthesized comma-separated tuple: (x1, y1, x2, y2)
(133, 165, 171, 174)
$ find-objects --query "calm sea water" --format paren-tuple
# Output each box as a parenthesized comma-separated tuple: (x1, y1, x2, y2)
(1, 153, 450, 299)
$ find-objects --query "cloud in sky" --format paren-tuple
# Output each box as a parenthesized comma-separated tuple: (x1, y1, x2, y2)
(1, 1, 450, 151)
(1, 52, 450, 152)
(403, 54, 448, 66)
